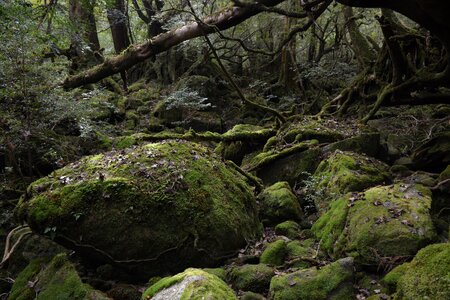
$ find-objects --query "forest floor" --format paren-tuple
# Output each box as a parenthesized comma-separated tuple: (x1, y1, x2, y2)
(1, 75, 449, 300)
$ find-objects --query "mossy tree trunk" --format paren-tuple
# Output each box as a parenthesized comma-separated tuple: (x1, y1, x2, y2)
(107, 0, 131, 90)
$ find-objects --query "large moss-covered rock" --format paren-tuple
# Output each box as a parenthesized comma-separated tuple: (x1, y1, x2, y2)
(9, 253, 109, 300)
(313, 150, 390, 213)
(16, 141, 262, 279)
(312, 183, 436, 266)
(268, 257, 355, 300)
(274, 221, 301, 239)
(141, 268, 237, 300)
(260, 240, 287, 266)
(385, 243, 450, 299)
(258, 182, 303, 225)
(228, 264, 274, 293)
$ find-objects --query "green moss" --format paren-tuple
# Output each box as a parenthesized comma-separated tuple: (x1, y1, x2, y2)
(439, 165, 450, 181)
(345, 184, 436, 265)
(382, 262, 410, 293)
(95, 132, 113, 150)
(312, 183, 437, 266)
(260, 240, 287, 266)
(203, 268, 227, 281)
(393, 243, 450, 299)
(286, 240, 315, 269)
(16, 141, 262, 279)
(9, 258, 46, 300)
(274, 221, 301, 239)
(141, 268, 237, 300)
(228, 264, 274, 293)
(246, 141, 318, 173)
(311, 197, 349, 253)
(258, 182, 303, 226)
(214, 124, 272, 164)
(313, 150, 390, 213)
(269, 257, 354, 300)
(9, 254, 108, 300)
(115, 135, 137, 149)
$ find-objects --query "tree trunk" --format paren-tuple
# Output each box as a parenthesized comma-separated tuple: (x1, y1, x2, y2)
(69, 0, 100, 52)
(343, 7, 376, 68)
(107, 0, 131, 90)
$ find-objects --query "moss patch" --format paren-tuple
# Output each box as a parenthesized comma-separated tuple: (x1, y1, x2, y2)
(268, 257, 354, 300)
(260, 239, 287, 266)
(390, 243, 450, 299)
(141, 268, 237, 300)
(313, 150, 390, 213)
(9, 253, 108, 300)
(258, 182, 303, 226)
(312, 183, 437, 266)
(274, 221, 301, 239)
(228, 264, 274, 293)
(203, 268, 227, 281)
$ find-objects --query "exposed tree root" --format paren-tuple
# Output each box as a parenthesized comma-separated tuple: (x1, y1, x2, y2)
(244, 140, 318, 172)
(0, 225, 32, 269)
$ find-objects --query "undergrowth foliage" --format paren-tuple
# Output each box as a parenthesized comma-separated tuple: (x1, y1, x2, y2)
(165, 87, 213, 110)
(0, 1, 100, 176)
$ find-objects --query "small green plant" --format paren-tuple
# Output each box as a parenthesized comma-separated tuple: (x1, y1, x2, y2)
(297, 171, 330, 214)
(165, 87, 213, 111)
(43, 226, 57, 240)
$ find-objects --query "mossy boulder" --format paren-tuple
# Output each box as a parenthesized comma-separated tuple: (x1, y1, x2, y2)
(312, 183, 437, 266)
(260, 240, 287, 266)
(141, 268, 237, 300)
(313, 150, 390, 213)
(16, 141, 262, 279)
(247, 144, 321, 186)
(6, 233, 67, 276)
(228, 264, 274, 293)
(274, 221, 301, 239)
(258, 182, 304, 225)
(268, 257, 355, 300)
(323, 133, 381, 158)
(215, 124, 272, 165)
(382, 262, 410, 293)
(412, 131, 450, 172)
(385, 243, 450, 299)
(9, 253, 109, 300)
(285, 239, 317, 269)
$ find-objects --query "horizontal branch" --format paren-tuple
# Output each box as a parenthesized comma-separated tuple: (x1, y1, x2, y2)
(63, 0, 288, 89)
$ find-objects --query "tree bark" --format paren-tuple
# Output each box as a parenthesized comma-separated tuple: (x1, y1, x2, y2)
(69, 0, 100, 52)
(107, 0, 131, 90)
(343, 7, 376, 68)
(107, 0, 131, 54)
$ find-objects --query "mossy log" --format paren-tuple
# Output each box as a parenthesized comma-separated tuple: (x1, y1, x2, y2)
(136, 127, 276, 144)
